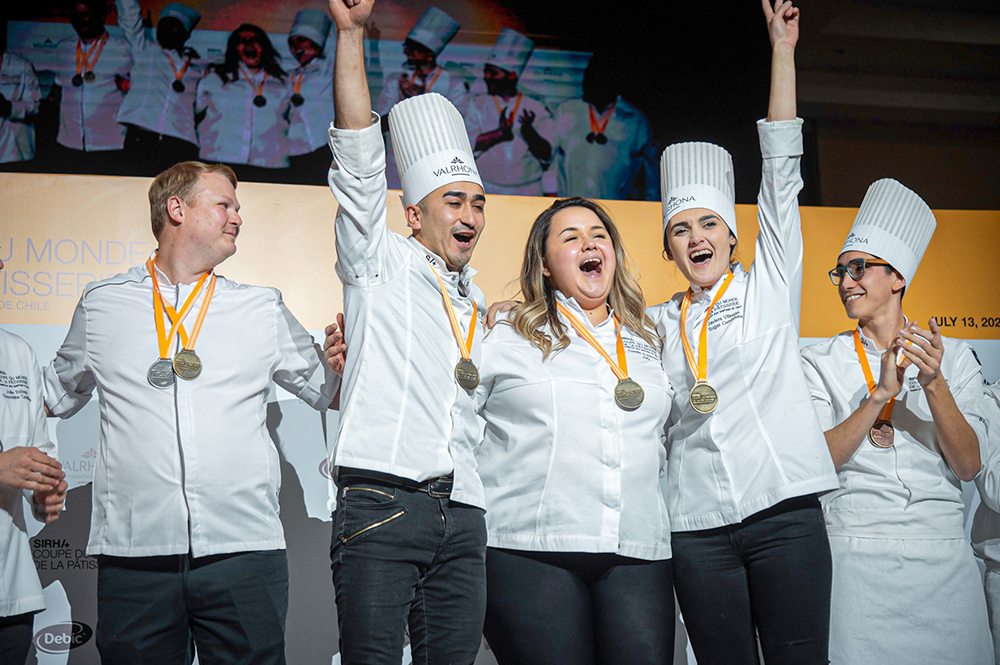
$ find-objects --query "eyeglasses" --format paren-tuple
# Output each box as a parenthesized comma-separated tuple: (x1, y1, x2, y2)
(828, 258, 892, 286)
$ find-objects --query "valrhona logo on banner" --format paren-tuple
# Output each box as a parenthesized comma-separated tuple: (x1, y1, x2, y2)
(33, 622, 94, 654)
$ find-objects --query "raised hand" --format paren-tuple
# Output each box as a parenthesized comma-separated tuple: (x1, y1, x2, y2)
(328, 0, 375, 32)
(0, 447, 65, 492)
(762, 0, 800, 51)
(898, 318, 945, 388)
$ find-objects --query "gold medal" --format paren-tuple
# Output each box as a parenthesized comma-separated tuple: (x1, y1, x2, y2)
(172, 349, 203, 380)
(615, 378, 644, 410)
(679, 272, 734, 416)
(869, 420, 894, 448)
(689, 382, 719, 414)
(455, 359, 480, 391)
(557, 303, 642, 411)
(147, 359, 175, 388)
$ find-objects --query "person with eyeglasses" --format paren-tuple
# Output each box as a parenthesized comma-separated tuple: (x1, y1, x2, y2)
(799, 178, 993, 665)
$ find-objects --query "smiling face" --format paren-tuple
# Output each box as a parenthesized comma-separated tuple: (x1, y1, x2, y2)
(664, 207, 736, 289)
(541, 206, 617, 313)
(236, 29, 264, 69)
(288, 34, 322, 66)
(407, 182, 486, 272)
(836, 250, 905, 323)
(176, 172, 242, 268)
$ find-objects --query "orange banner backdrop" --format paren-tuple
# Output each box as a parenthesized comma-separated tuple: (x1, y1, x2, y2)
(2, 173, 998, 339)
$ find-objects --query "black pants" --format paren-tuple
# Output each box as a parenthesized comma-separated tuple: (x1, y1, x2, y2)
(484, 548, 675, 665)
(96, 550, 288, 665)
(671, 495, 832, 665)
(123, 125, 199, 176)
(0, 612, 35, 665)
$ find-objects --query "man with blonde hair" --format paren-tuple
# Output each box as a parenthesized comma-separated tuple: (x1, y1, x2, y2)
(44, 160, 342, 664)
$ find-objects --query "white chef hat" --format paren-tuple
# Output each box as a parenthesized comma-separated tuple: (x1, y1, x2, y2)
(290, 9, 331, 50)
(389, 92, 483, 207)
(406, 6, 460, 57)
(660, 141, 738, 240)
(159, 3, 200, 34)
(839, 178, 936, 288)
(486, 28, 535, 78)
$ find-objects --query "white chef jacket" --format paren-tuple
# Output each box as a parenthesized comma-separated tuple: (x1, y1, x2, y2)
(647, 119, 838, 533)
(0, 329, 52, 617)
(801, 330, 987, 538)
(551, 97, 657, 200)
(0, 51, 41, 163)
(288, 55, 335, 156)
(195, 69, 292, 168)
(52, 33, 132, 151)
(44, 264, 339, 558)
(800, 332, 992, 665)
(476, 295, 672, 560)
(973, 382, 1000, 665)
(114, 0, 202, 145)
(464, 92, 554, 195)
(376, 67, 469, 191)
(327, 115, 486, 511)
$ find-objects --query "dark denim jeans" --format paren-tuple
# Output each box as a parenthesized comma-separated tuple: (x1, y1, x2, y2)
(330, 480, 487, 665)
(671, 495, 832, 665)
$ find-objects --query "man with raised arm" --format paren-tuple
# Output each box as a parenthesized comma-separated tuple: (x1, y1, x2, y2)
(800, 181, 993, 664)
(44, 162, 341, 664)
(326, 1, 489, 663)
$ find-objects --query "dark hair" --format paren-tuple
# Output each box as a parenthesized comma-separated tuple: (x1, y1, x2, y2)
(215, 24, 285, 83)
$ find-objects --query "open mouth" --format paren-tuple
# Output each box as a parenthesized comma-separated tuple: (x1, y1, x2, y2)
(453, 230, 474, 248)
(844, 293, 863, 303)
(690, 249, 713, 266)
(580, 256, 603, 275)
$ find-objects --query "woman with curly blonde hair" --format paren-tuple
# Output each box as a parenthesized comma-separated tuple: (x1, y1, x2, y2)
(475, 196, 675, 665)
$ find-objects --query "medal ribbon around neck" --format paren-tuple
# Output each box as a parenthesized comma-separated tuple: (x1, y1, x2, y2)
(493, 92, 523, 121)
(239, 64, 267, 98)
(146, 255, 216, 380)
(76, 33, 109, 78)
(679, 270, 734, 414)
(292, 70, 304, 95)
(588, 102, 615, 135)
(853, 330, 897, 448)
(167, 52, 191, 85)
(556, 302, 644, 410)
(428, 263, 479, 390)
(417, 66, 443, 93)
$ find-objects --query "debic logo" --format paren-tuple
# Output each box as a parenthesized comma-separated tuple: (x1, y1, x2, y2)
(33, 622, 94, 653)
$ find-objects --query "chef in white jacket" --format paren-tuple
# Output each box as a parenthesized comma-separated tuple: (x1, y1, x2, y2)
(971, 380, 1000, 664)
(115, 0, 203, 174)
(465, 29, 554, 196)
(800, 179, 994, 665)
(0, 48, 41, 164)
(287, 9, 336, 182)
(375, 6, 467, 191)
(0, 262, 68, 665)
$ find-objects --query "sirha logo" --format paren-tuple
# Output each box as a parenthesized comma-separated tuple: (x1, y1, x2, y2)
(845, 232, 868, 245)
(433, 157, 478, 178)
(33, 622, 94, 654)
(665, 195, 696, 215)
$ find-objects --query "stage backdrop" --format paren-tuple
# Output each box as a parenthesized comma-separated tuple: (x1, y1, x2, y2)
(2, 172, 999, 664)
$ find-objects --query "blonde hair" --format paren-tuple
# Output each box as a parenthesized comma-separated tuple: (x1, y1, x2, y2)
(508, 197, 660, 358)
(148, 162, 237, 239)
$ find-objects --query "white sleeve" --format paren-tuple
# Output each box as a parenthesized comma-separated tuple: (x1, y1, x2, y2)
(328, 114, 397, 286)
(799, 346, 837, 432)
(271, 292, 340, 411)
(950, 342, 989, 472)
(115, 0, 150, 54)
(753, 118, 805, 332)
(9, 56, 41, 120)
(43, 297, 96, 418)
(974, 389, 1000, 512)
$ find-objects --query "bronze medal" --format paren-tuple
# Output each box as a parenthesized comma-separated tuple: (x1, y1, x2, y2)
(291, 93, 304, 107)
(173, 80, 185, 93)
(147, 359, 175, 388)
(84, 71, 96, 82)
(172, 349, 203, 380)
(689, 382, 719, 414)
(72, 74, 84, 87)
(614, 378, 644, 410)
(253, 94, 267, 107)
(455, 358, 480, 391)
(869, 420, 894, 448)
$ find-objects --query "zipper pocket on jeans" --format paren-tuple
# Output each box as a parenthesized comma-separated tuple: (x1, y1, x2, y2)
(342, 486, 394, 500)
(339, 510, 405, 544)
